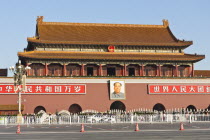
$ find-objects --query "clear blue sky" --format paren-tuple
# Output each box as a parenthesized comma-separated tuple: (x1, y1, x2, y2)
(1, 0, 210, 76)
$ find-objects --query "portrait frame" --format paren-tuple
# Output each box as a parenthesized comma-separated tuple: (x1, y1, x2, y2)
(110, 80, 126, 100)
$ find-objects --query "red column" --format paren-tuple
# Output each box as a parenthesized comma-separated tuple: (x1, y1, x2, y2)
(122, 65, 124, 76)
(45, 63, 48, 76)
(121, 67, 123, 76)
(101, 64, 104, 76)
(156, 65, 159, 76)
(175, 64, 178, 77)
(124, 64, 127, 76)
(99, 64, 102, 76)
(188, 65, 193, 77)
(63, 64, 66, 76)
(192, 63, 194, 77)
(81, 64, 85, 76)
(159, 65, 161, 77)
(141, 65, 144, 76)
(139, 65, 141, 76)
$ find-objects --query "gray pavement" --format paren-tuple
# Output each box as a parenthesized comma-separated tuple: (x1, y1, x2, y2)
(1, 123, 210, 139)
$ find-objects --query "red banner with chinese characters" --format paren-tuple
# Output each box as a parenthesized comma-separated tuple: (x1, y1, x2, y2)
(0, 84, 86, 94)
(149, 84, 210, 94)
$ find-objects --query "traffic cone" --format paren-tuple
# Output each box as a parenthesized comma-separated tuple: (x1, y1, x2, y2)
(80, 124, 85, 132)
(135, 123, 140, 131)
(179, 122, 184, 131)
(16, 124, 21, 134)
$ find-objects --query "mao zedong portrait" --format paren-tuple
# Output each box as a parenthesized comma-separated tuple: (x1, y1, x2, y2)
(111, 82, 125, 99)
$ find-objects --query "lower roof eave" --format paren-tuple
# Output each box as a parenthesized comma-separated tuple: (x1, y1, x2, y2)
(19, 57, 204, 64)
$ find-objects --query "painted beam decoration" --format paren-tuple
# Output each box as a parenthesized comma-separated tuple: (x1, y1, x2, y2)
(149, 84, 210, 94)
(0, 84, 86, 94)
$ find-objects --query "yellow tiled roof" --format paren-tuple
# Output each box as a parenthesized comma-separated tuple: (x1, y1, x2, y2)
(194, 70, 210, 77)
(28, 16, 192, 47)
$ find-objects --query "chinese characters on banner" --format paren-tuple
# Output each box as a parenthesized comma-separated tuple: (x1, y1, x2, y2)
(149, 85, 210, 94)
(0, 84, 86, 94)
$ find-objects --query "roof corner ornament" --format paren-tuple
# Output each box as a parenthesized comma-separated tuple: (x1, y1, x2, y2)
(37, 16, 44, 23)
(162, 19, 169, 27)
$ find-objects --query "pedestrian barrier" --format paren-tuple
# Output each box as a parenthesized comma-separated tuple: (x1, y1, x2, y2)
(1, 114, 210, 125)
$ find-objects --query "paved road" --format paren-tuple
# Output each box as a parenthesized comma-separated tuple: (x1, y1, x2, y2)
(1, 123, 210, 140)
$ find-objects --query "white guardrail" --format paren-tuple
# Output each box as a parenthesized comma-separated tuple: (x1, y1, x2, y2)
(1, 114, 210, 125)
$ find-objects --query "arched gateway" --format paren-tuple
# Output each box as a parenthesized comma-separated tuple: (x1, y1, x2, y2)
(34, 106, 46, 114)
(207, 105, 210, 111)
(110, 101, 126, 111)
(69, 104, 82, 114)
(153, 103, 166, 112)
(186, 105, 197, 112)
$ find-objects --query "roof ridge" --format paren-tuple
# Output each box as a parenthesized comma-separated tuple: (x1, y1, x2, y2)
(36, 16, 167, 28)
(40, 22, 166, 28)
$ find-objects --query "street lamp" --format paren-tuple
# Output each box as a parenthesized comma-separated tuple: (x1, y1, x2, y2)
(9, 60, 30, 122)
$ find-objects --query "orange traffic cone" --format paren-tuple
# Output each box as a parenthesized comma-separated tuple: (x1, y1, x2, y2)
(16, 124, 21, 134)
(179, 122, 184, 131)
(80, 124, 85, 132)
(135, 123, 140, 131)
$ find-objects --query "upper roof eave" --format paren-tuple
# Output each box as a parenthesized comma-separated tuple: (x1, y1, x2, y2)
(27, 38, 192, 47)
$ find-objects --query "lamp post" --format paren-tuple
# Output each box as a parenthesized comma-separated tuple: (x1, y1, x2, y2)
(9, 60, 30, 122)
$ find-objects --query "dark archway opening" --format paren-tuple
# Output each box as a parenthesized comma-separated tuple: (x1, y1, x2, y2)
(87, 67, 93, 76)
(107, 67, 116, 76)
(69, 104, 82, 114)
(186, 105, 197, 112)
(34, 106, 46, 114)
(207, 105, 210, 111)
(110, 101, 126, 111)
(129, 68, 135, 76)
(153, 103, 166, 112)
